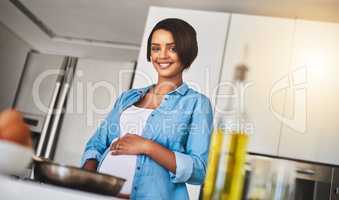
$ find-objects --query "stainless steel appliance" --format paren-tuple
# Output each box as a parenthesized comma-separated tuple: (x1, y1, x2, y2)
(13, 52, 77, 159)
(13, 52, 135, 166)
(243, 154, 336, 200)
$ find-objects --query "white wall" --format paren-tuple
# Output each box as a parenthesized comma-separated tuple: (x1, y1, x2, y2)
(0, 22, 31, 110)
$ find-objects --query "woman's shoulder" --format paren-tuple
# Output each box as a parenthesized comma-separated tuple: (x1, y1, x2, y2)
(116, 85, 150, 101)
(185, 87, 211, 104)
(181, 87, 213, 115)
(116, 88, 137, 101)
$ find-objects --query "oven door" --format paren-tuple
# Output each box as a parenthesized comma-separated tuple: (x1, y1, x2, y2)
(243, 155, 333, 200)
(294, 162, 332, 200)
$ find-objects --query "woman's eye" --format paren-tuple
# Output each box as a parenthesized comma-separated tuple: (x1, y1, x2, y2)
(151, 47, 160, 51)
(169, 47, 177, 52)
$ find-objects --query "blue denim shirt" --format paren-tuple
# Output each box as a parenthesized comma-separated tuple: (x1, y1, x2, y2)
(80, 82, 213, 200)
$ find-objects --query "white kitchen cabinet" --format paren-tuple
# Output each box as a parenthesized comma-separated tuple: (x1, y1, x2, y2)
(131, 6, 230, 200)
(132, 6, 230, 108)
(217, 14, 295, 155)
(278, 20, 339, 165)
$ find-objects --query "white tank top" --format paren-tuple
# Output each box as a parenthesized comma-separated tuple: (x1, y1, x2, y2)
(98, 105, 153, 194)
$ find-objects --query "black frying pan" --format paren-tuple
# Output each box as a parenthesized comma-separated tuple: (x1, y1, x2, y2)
(32, 156, 125, 197)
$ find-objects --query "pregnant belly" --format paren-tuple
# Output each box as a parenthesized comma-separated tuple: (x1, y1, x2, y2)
(98, 154, 137, 194)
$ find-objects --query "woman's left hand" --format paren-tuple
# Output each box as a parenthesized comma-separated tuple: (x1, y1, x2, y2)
(110, 133, 151, 155)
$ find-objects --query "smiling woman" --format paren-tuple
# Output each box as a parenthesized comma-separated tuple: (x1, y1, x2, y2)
(147, 18, 198, 71)
(150, 29, 182, 77)
(81, 18, 213, 200)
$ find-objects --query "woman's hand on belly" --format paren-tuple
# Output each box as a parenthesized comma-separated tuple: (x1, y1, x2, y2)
(111, 133, 176, 173)
(110, 133, 149, 155)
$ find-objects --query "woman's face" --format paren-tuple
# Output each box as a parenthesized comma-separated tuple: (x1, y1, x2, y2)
(150, 29, 184, 79)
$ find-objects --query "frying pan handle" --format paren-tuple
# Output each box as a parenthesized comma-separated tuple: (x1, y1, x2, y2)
(32, 155, 52, 162)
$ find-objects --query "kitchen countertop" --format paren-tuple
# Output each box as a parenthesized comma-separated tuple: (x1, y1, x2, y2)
(0, 175, 123, 200)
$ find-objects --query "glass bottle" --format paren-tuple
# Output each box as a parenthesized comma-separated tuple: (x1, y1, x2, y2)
(203, 64, 250, 200)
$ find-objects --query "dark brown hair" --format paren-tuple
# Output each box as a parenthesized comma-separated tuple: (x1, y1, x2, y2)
(146, 18, 198, 70)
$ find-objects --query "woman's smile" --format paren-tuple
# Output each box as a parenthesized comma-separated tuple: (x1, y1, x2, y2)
(157, 62, 173, 69)
(150, 29, 184, 79)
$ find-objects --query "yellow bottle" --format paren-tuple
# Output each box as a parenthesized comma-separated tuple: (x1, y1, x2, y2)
(203, 63, 250, 200)
(220, 132, 249, 200)
(203, 125, 249, 200)
(202, 128, 224, 200)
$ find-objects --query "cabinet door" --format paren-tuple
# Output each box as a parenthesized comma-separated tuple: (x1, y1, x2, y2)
(217, 14, 295, 155)
(132, 6, 230, 108)
(278, 20, 339, 165)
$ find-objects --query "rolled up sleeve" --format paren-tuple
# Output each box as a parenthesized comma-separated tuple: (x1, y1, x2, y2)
(169, 94, 213, 184)
(80, 91, 126, 168)
(80, 149, 102, 167)
(169, 152, 194, 183)
(80, 118, 116, 168)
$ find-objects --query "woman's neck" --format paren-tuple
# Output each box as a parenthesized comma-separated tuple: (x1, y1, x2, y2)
(153, 76, 183, 95)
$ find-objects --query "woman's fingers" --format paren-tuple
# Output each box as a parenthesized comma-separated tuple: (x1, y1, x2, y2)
(110, 138, 123, 150)
(111, 141, 138, 155)
(111, 149, 120, 155)
(118, 140, 128, 148)
(110, 133, 142, 155)
(111, 146, 126, 155)
(110, 140, 118, 150)
(111, 140, 127, 154)
(118, 133, 134, 144)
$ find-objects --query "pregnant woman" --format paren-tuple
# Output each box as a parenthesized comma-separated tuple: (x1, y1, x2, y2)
(81, 18, 213, 200)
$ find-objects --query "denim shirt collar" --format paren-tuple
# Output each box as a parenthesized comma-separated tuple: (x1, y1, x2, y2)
(136, 82, 189, 96)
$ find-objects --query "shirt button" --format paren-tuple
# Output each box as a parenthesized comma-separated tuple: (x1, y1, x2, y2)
(151, 113, 154, 117)
(134, 186, 138, 190)
(164, 97, 168, 100)
(137, 166, 140, 170)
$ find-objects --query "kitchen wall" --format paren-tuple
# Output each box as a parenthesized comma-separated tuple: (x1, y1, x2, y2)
(0, 22, 31, 110)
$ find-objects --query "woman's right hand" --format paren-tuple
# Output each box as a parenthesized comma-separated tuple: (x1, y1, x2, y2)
(82, 159, 97, 171)
(116, 193, 130, 199)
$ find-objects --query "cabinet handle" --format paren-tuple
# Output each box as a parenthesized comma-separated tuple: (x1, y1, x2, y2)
(296, 169, 315, 176)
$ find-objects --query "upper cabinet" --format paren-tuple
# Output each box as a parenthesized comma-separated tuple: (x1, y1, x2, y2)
(278, 20, 339, 165)
(132, 6, 230, 107)
(130, 7, 339, 164)
(110, 6, 338, 164)
(217, 14, 295, 155)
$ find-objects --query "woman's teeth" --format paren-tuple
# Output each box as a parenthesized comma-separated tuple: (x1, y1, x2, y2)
(159, 63, 171, 69)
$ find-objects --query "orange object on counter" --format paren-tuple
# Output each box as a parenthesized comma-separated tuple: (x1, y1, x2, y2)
(0, 109, 32, 148)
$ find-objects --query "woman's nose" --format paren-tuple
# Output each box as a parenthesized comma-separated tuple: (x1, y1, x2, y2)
(159, 49, 168, 59)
